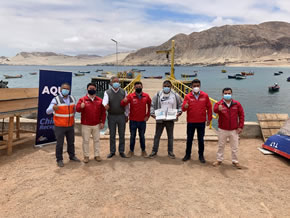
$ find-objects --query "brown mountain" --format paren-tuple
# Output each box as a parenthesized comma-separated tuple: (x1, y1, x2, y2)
(122, 21, 290, 66)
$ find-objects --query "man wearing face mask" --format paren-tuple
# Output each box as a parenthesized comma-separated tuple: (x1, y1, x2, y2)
(102, 76, 129, 158)
(182, 79, 212, 163)
(121, 81, 151, 157)
(76, 83, 106, 163)
(213, 87, 244, 169)
(46, 83, 80, 167)
(149, 80, 182, 159)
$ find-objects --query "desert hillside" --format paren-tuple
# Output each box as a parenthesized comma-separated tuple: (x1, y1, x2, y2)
(0, 52, 130, 66)
(122, 21, 290, 66)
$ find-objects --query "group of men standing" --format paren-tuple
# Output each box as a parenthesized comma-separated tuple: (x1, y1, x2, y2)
(46, 77, 244, 169)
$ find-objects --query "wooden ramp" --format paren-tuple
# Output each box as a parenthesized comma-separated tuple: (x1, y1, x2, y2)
(257, 113, 289, 142)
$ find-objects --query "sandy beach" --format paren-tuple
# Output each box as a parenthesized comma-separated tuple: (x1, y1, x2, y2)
(0, 136, 289, 217)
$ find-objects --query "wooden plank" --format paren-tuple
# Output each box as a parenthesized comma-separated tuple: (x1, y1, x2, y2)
(0, 98, 38, 113)
(7, 116, 14, 155)
(16, 116, 20, 139)
(0, 108, 38, 119)
(0, 88, 38, 101)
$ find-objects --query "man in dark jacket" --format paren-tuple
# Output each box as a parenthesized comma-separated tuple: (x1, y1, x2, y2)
(213, 87, 244, 169)
(182, 79, 212, 163)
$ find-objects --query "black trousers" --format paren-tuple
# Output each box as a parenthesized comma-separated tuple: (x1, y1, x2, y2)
(54, 125, 75, 161)
(185, 122, 205, 157)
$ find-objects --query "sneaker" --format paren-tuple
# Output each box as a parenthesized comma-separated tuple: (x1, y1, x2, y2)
(232, 162, 242, 169)
(168, 152, 175, 159)
(94, 156, 102, 162)
(57, 160, 64, 167)
(141, 150, 148, 157)
(213, 161, 222, 167)
(83, 156, 89, 163)
(148, 151, 157, 158)
(127, 151, 134, 158)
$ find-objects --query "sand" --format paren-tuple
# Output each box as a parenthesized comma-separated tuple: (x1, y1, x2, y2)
(0, 137, 290, 217)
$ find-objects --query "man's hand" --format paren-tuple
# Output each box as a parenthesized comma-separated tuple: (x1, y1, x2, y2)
(236, 128, 242, 134)
(144, 116, 149, 122)
(184, 102, 189, 109)
(100, 123, 104, 129)
(81, 102, 85, 109)
(53, 105, 59, 111)
(104, 104, 109, 110)
(218, 104, 223, 111)
(123, 97, 128, 103)
(125, 116, 129, 123)
(206, 121, 211, 126)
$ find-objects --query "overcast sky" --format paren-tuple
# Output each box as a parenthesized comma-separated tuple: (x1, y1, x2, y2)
(0, 0, 290, 57)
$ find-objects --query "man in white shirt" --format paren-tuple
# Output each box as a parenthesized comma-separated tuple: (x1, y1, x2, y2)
(149, 80, 182, 159)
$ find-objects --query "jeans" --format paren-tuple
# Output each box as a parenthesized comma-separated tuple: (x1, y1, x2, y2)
(108, 114, 126, 154)
(54, 125, 75, 161)
(129, 120, 146, 152)
(152, 121, 174, 153)
(185, 122, 205, 157)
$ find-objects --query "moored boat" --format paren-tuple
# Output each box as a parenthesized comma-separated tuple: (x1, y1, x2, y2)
(0, 80, 8, 88)
(144, 76, 162, 79)
(95, 69, 103, 72)
(29, 72, 37, 75)
(279, 71, 283, 74)
(165, 72, 170, 76)
(74, 72, 85, 76)
(228, 75, 236, 79)
(4, 74, 23, 79)
(78, 71, 90, 74)
(274, 72, 280, 76)
(181, 73, 197, 78)
(241, 71, 254, 76)
(221, 69, 227, 73)
(287, 77, 290, 82)
(268, 83, 280, 92)
(235, 74, 246, 80)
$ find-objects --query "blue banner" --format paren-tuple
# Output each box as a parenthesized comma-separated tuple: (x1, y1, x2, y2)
(35, 70, 72, 147)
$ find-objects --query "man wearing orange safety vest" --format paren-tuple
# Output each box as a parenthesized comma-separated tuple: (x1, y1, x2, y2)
(46, 83, 80, 167)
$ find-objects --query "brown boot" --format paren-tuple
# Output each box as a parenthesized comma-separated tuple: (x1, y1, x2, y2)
(83, 156, 89, 163)
(94, 156, 102, 162)
(212, 161, 222, 167)
(232, 162, 242, 169)
(127, 151, 134, 158)
(141, 150, 147, 157)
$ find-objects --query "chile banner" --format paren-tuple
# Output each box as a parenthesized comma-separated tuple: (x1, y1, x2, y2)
(35, 70, 72, 147)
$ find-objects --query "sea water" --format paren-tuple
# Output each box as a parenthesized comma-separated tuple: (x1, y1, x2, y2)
(1, 65, 290, 122)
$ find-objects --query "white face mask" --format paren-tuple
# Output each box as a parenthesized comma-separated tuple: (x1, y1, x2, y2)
(193, 87, 200, 93)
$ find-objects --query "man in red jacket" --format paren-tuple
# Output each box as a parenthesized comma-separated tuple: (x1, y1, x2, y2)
(213, 87, 244, 169)
(182, 79, 212, 163)
(76, 83, 106, 163)
(121, 81, 151, 157)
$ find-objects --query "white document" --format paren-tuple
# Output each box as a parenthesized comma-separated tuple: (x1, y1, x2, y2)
(155, 109, 166, 120)
(166, 109, 178, 120)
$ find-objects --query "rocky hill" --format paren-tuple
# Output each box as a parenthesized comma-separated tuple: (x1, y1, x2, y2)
(122, 21, 290, 66)
(0, 52, 130, 66)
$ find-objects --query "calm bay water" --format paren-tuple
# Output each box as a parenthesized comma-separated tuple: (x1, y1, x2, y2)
(1, 65, 290, 122)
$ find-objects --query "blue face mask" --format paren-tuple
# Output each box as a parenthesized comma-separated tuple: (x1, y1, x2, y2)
(223, 94, 232, 100)
(112, 82, 120, 89)
(61, 89, 70, 96)
(163, 87, 171, 94)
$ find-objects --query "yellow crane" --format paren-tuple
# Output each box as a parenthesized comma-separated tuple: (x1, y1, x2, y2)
(156, 40, 175, 79)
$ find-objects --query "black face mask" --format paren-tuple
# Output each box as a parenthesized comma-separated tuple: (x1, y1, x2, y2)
(88, 89, 96, 95)
(135, 88, 142, 94)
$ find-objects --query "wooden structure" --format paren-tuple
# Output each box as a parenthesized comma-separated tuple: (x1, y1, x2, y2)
(91, 77, 134, 91)
(0, 88, 38, 155)
(257, 113, 289, 142)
